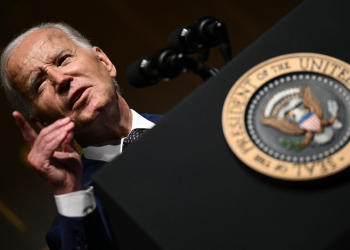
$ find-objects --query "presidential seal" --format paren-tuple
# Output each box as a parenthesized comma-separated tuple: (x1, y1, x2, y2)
(222, 53, 350, 180)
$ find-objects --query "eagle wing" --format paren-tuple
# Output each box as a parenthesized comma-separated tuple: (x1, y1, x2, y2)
(303, 87, 323, 119)
(261, 117, 305, 135)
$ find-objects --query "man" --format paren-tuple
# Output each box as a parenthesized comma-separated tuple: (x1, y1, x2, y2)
(0, 23, 162, 249)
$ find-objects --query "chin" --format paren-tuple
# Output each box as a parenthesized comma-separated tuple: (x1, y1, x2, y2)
(78, 98, 108, 118)
(73, 109, 102, 126)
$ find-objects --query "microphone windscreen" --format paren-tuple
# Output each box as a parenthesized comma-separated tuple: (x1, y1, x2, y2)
(167, 25, 198, 54)
(126, 58, 159, 88)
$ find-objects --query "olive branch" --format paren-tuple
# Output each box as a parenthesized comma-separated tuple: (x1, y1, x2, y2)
(278, 137, 303, 152)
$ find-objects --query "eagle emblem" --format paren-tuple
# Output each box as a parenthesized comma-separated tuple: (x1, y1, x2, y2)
(261, 87, 342, 149)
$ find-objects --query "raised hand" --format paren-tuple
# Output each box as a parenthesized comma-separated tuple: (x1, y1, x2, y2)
(13, 111, 83, 195)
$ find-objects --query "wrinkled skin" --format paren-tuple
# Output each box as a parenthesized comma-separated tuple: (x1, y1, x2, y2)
(7, 28, 132, 194)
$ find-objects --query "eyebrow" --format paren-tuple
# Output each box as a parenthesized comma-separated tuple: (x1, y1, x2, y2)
(27, 49, 71, 90)
(27, 69, 43, 91)
(47, 48, 70, 62)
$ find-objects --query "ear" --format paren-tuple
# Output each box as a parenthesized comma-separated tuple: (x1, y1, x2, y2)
(29, 115, 47, 130)
(93, 47, 117, 78)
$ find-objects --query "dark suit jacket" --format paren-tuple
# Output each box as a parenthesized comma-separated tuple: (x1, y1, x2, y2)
(46, 113, 163, 250)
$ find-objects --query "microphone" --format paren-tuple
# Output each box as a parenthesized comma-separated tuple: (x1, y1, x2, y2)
(126, 16, 230, 88)
(167, 16, 232, 63)
(126, 49, 184, 88)
(167, 16, 225, 53)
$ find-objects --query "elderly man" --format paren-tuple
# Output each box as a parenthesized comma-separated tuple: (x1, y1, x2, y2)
(0, 23, 162, 249)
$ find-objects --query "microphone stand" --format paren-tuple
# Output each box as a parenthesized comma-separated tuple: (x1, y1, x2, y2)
(174, 53, 218, 81)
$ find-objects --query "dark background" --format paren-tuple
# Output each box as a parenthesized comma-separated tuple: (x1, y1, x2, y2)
(0, 0, 302, 249)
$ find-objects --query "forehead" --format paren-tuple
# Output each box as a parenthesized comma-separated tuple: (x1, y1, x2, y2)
(6, 28, 76, 89)
(10, 28, 74, 62)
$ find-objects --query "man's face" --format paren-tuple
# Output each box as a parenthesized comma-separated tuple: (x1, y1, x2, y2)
(7, 28, 120, 135)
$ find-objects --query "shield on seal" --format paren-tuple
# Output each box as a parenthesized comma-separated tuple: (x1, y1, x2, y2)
(297, 112, 321, 132)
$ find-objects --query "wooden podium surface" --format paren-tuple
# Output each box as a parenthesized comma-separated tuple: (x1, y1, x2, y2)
(94, 0, 350, 249)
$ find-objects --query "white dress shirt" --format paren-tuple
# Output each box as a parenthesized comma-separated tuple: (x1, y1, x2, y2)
(54, 110, 155, 217)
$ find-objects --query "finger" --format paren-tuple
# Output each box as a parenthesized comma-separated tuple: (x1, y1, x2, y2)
(34, 122, 75, 159)
(38, 117, 71, 137)
(62, 123, 76, 153)
(28, 129, 75, 170)
(13, 111, 37, 148)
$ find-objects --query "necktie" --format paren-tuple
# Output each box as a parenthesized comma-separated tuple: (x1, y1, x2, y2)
(122, 129, 146, 150)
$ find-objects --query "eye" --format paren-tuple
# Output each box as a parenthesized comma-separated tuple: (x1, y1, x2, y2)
(58, 55, 70, 66)
(36, 80, 46, 93)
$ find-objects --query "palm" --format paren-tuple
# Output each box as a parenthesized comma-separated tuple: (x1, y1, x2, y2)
(13, 111, 83, 195)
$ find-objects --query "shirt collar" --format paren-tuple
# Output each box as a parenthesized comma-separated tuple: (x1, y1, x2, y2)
(81, 109, 155, 162)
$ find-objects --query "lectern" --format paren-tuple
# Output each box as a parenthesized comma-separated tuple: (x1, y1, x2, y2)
(94, 0, 350, 249)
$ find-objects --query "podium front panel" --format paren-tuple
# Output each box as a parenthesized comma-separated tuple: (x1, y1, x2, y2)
(94, 0, 350, 249)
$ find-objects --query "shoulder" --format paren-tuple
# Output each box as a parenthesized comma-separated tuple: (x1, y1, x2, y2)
(140, 113, 164, 124)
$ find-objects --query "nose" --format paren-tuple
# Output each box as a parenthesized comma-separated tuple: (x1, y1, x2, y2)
(47, 68, 72, 94)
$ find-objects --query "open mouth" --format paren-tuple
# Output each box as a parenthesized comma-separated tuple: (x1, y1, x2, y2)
(69, 87, 90, 110)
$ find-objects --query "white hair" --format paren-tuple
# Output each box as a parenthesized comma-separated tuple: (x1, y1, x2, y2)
(0, 22, 119, 118)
